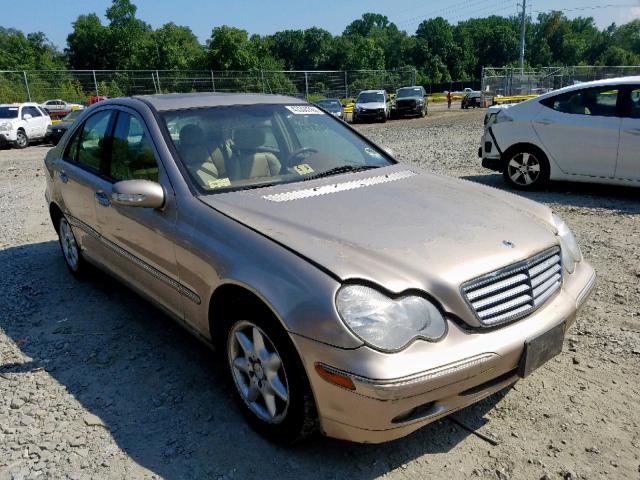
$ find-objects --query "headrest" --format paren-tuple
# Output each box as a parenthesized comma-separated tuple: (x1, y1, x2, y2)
(179, 124, 203, 146)
(233, 128, 266, 150)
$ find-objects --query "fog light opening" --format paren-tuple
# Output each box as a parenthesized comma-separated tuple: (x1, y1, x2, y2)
(314, 363, 356, 391)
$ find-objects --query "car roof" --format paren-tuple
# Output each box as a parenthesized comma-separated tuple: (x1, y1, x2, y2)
(397, 86, 423, 90)
(358, 90, 385, 94)
(132, 92, 307, 112)
(536, 75, 640, 101)
(0, 102, 41, 107)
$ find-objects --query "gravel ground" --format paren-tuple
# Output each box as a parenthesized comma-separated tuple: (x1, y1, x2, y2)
(1, 104, 639, 480)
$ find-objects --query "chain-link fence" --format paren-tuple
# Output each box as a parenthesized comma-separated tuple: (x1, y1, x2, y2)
(0, 68, 417, 104)
(482, 66, 640, 97)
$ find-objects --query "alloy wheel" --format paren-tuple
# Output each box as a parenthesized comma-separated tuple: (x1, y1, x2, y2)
(228, 320, 290, 424)
(507, 152, 541, 186)
(59, 218, 79, 271)
(16, 131, 27, 148)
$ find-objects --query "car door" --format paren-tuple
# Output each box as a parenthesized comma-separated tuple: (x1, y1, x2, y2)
(26, 106, 46, 138)
(55, 109, 115, 263)
(533, 86, 622, 177)
(20, 106, 37, 138)
(93, 107, 183, 319)
(615, 86, 640, 181)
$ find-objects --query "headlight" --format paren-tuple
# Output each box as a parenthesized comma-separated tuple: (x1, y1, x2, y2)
(0, 122, 12, 131)
(552, 214, 582, 273)
(336, 285, 447, 352)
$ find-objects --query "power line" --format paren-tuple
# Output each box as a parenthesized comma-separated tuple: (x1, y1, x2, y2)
(531, 3, 637, 14)
(396, 0, 497, 27)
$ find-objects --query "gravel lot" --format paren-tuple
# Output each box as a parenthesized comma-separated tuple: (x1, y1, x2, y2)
(1, 104, 639, 480)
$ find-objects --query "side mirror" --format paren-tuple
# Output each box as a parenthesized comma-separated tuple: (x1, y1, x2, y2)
(111, 180, 165, 209)
(382, 146, 395, 157)
(23, 113, 32, 120)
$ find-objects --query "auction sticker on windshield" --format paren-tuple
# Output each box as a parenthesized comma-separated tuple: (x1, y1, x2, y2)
(285, 105, 323, 115)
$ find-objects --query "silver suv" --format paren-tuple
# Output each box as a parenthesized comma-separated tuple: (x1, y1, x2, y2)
(353, 90, 390, 123)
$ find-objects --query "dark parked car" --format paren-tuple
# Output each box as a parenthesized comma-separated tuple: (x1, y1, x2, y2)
(47, 109, 84, 145)
(314, 98, 343, 119)
(392, 86, 427, 118)
(462, 93, 480, 109)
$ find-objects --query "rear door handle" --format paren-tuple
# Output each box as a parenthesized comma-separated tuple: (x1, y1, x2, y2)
(59, 171, 69, 183)
(95, 191, 111, 207)
(535, 119, 554, 125)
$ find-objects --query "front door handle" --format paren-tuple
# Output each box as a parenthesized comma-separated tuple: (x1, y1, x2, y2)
(535, 118, 554, 125)
(59, 171, 69, 183)
(625, 128, 640, 136)
(95, 191, 111, 207)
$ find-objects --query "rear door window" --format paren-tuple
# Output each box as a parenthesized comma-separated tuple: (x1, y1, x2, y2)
(627, 87, 640, 118)
(541, 87, 620, 117)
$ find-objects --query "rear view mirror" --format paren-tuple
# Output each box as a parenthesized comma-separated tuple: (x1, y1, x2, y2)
(23, 113, 32, 120)
(111, 180, 165, 209)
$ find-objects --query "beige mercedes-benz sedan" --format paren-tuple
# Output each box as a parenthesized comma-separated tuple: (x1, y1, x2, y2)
(44, 93, 596, 444)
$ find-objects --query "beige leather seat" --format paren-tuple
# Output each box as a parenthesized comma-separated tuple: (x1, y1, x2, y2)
(229, 128, 281, 181)
(178, 124, 220, 187)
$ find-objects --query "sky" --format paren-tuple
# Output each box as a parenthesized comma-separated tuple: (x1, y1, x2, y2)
(2, 0, 639, 49)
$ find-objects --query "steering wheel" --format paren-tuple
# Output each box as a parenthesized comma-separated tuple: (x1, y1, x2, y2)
(286, 147, 318, 165)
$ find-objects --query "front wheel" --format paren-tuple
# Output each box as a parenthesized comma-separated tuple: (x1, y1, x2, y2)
(226, 316, 317, 443)
(502, 147, 550, 190)
(15, 130, 28, 149)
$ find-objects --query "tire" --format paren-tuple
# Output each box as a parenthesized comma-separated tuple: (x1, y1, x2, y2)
(502, 146, 550, 190)
(58, 216, 89, 278)
(15, 129, 28, 149)
(225, 311, 317, 443)
(420, 107, 426, 117)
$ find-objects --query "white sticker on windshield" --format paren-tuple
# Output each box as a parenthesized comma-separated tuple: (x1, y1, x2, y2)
(285, 105, 323, 115)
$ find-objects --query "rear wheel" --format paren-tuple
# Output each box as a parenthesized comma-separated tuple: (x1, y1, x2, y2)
(58, 216, 89, 277)
(15, 129, 28, 149)
(225, 313, 317, 443)
(502, 146, 550, 190)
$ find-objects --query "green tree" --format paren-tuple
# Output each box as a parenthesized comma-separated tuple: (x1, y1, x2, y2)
(142, 23, 204, 70)
(66, 14, 110, 70)
(105, 0, 152, 69)
(206, 26, 258, 70)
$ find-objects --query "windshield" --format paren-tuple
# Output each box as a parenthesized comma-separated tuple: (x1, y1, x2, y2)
(357, 92, 384, 104)
(0, 107, 19, 119)
(396, 88, 422, 98)
(162, 104, 394, 193)
(62, 110, 82, 121)
(316, 99, 342, 110)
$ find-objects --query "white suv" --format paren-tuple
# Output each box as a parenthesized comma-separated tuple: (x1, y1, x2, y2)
(480, 76, 640, 189)
(0, 103, 52, 149)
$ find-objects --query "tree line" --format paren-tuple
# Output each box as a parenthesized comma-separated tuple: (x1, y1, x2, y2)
(1, 0, 640, 85)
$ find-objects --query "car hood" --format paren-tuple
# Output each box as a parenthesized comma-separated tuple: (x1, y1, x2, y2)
(356, 102, 385, 109)
(200, 165, 559, 326)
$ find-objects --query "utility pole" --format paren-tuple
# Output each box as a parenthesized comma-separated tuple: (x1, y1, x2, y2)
(519, 0, 527, 74)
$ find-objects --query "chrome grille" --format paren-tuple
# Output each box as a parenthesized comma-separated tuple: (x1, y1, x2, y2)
(462, 247, 562, 327)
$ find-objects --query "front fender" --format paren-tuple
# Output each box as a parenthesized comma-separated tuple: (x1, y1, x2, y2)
(175, 196, 363, 349)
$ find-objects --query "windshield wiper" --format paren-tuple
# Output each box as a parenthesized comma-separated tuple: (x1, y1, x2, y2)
(302, 164, 380, 181)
